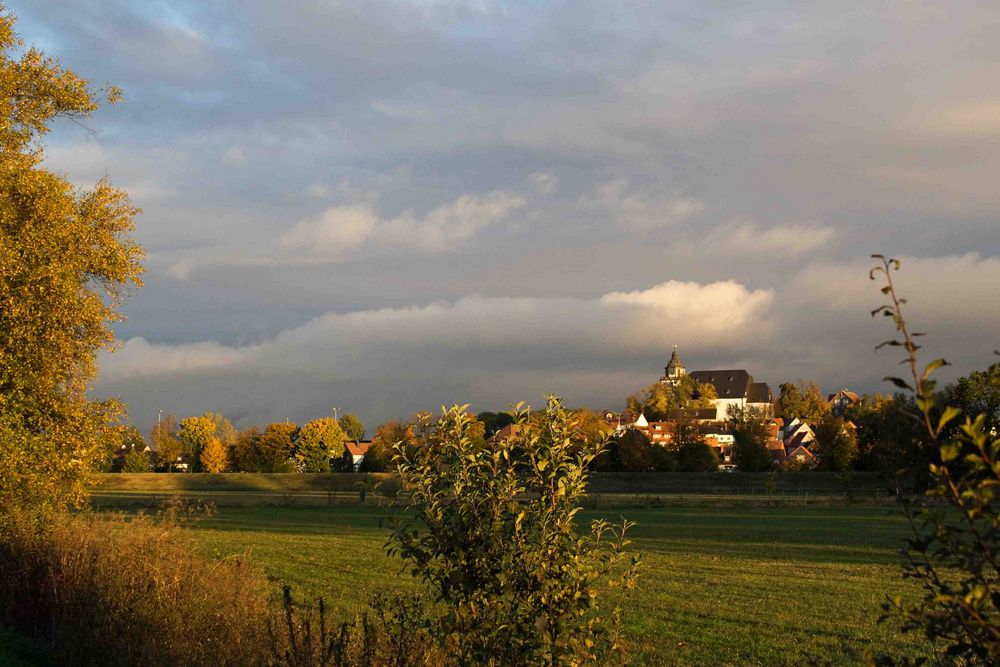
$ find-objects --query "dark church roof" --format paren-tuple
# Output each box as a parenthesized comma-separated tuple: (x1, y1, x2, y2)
(688, 370, 752, 399)
(749, 382, 773, 404)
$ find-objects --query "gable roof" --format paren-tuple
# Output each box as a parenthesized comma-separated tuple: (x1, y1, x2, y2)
(345, 441, 371, 457)
(688, 370, 752, 399)
(784, 431, 813, 450)
(828, 389, 860, 403)
(785, 445, 816, 462)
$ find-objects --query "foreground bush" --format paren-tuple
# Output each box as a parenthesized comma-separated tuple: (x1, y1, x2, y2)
(0, 506, 271, 666)
(869, 255, 1000, 664)
(389, 398, 640, 666)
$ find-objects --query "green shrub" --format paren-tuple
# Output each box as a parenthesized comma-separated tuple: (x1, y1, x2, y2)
(869, 255, 1000, 664)
(388, 397, 640, 666)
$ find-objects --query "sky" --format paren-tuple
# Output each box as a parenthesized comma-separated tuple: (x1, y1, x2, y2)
(13, 1, 1000, 429)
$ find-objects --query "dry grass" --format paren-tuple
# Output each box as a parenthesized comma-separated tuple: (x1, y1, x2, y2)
(0, 505, 272, 667)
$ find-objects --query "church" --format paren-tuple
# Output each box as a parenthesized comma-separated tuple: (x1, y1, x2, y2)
(659, 347, 774, 421)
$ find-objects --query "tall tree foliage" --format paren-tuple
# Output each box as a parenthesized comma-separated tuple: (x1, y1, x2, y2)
(869, 255, 1000, 664)
(150, 414, 181, 472)
(295, 418, 345, 472)
(813, 415, 858, 472)
(178, 416, 215, 472)
(0, 7, 142, 511)
(627, 377, 717, 421)
(776, 381, 829, 422)
(199, 436, 228, 473)
(337, 413, 366, 441)
(729, 406, 773, 472)
(362, 420, 413, 472)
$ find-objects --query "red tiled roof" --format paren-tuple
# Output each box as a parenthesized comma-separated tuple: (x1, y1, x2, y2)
(346, 441, 371, 456)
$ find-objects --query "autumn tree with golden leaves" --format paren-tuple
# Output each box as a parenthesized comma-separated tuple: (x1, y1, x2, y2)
(0, 6, 143, 512)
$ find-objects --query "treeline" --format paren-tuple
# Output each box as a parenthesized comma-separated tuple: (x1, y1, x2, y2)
(101, 411, 368, 474)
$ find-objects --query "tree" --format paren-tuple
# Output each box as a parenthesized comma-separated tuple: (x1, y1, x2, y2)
(362, 420, 412, 473)
(0, 9, 142, 512)
(95, 423, 143, 472)
(122, 448, 150, 473)
(151, 415, 182, 472)
(776, 381, 829, 423)
(204, 411, 237, 446)
(256, 423, 297, 473)
(388, 399, 639, 664)
(943, 369, 1000, 438)
(630, 376, 719, 421)
(338, 413, 366, 441)
(674, 421, 718, 472)
(846, 393, 934, 490)
(178, 416, 215, 471)
(870, 255, 1000, 663)
(729, 406, 773, 472)
(295, 418, 346, 472)
(677, 441, 718, 472)
(230, 426, 262, 472)
(813, 415, 858, 472)
(476, 411, 515, 437)
(612, 428, 653, 472)
(200, 436, 228, 473)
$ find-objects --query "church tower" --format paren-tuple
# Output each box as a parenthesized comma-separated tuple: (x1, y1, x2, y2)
(660, 345, 686, 386)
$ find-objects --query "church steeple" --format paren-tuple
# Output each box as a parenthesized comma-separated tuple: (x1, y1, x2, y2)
(661, 345, 686, 385)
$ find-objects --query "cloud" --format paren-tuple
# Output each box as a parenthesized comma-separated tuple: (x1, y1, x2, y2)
(222, 144, 247, 166)
(168, 189, 528, 277)
(280, 205, 378, 258)
(97, 278, 774, 422)
(583, 179, 706, 230)
(281, 190, 528, 258)
(22, 1, 1000, 429)
(704, 221, 835, 257)
(104, 338, 245, 379)
(528, 172, 559, 194)
(900, 100, 1000, 140)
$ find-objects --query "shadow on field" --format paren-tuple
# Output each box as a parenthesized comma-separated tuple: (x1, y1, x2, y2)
(171, 504, 909, 567)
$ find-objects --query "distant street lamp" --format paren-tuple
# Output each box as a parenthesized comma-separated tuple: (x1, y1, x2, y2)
(332, 406, 340, 421)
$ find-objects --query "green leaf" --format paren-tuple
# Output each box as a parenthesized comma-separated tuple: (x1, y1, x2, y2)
(922, 358, 950, 381)
(940, 441, 960, 463)
(936, 406, 961, 435)
(883, 376, 913, 391)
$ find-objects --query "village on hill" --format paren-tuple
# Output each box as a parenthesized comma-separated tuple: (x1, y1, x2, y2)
(595, 346, 862, 472)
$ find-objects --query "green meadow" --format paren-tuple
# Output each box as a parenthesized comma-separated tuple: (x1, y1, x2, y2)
(183, 503, 927, 666)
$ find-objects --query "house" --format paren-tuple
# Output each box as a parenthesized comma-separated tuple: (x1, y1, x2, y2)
(645, 421, 676, 446)
(785, 444, 816, 468)
(687, 369, 774, 421)
(765, 437, 786, 465)
(702, 428, 735, 464)
(781, 418, 816, 448)
(828, 389, 860, 417)
(344, 441, 371, 471)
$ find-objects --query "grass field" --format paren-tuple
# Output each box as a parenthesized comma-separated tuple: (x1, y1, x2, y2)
(182, 503, 928, 666)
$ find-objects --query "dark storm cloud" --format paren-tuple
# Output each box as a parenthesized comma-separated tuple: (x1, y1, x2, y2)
(11, 0, 1000, 426)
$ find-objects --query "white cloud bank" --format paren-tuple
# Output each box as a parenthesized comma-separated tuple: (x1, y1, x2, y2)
(97, 279, 774, 421)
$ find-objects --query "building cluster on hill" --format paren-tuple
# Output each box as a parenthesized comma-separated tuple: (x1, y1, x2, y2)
(606, 347, 860, 471)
